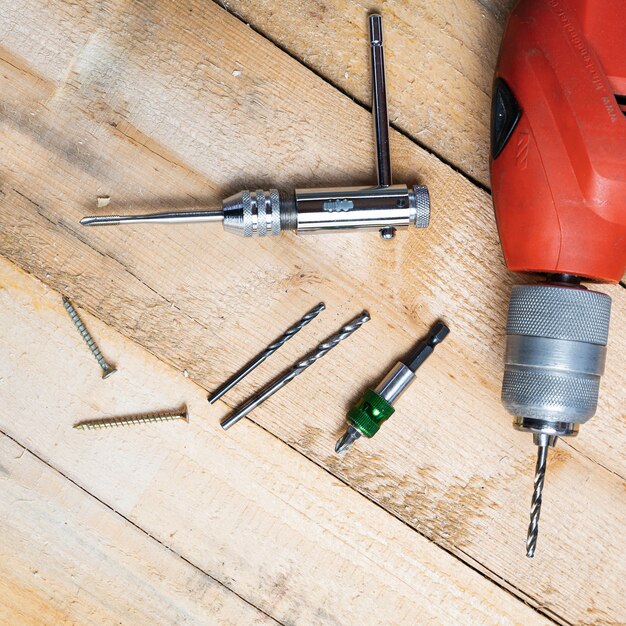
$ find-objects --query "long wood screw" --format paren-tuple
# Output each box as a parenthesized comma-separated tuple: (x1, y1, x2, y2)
(74, 409, 189, 430)
(62, 296, 117, 378)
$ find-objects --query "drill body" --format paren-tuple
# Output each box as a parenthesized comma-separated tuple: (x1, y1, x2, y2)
(491, 0, 626, 556)
(492, 0, 626, 281)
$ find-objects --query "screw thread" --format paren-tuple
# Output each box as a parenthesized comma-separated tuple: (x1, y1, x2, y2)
(74, 410, 188, 430)
(62, 297, 115, 375)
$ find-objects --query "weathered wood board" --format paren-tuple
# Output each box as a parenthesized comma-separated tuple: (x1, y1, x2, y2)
(218, 0, 518, 187)
(0, 258, 548, 625)
(0, 0, 624, 624)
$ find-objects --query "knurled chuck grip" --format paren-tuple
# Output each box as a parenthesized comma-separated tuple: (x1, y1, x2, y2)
(501, 284, 612, 437)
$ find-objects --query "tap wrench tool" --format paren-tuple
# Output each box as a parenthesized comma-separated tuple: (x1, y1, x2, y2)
(80, 15, 430, 240)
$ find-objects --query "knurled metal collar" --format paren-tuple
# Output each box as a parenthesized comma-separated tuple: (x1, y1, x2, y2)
(241, 190, 253, 237)
(506, 285, 611, 345)
(412, 185, 430, 228)
(254, 189, 267, 237)
(270, 189, 281, 236)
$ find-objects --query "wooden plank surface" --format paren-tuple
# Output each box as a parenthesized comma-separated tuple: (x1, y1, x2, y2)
(0, 434, 275, 626)
(0, 0, 624, 624)
(218, 0, 518, 187)
(0, 257, 548, 625)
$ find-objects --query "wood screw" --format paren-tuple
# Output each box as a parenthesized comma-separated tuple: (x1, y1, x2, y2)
(62, 296, 117, 378)
(74, 409, 189, 430)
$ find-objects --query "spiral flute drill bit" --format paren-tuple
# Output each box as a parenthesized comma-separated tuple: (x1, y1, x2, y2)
(209, 302, 325, 404)
(220, 311, 371, 430)
(74, 409, 189, 430)
(526, 433, 556, 558)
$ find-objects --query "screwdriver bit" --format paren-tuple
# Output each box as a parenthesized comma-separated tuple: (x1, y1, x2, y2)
(336, 322, 450, 454)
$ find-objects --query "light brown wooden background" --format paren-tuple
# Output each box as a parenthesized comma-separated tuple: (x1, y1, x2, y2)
(0, 1, 624, 624)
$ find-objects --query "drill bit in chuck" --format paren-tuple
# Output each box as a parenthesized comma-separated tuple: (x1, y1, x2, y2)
(526, 433, 556, 558)
(220, 311, 371, 430)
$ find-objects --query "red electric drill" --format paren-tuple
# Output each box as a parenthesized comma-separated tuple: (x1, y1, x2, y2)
(491, 0, 626, 557)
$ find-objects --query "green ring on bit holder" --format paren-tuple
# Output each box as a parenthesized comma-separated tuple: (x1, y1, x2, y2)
(347, 389, 395, 438)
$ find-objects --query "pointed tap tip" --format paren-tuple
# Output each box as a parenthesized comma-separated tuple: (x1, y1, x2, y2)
(80, 215, 120, 226)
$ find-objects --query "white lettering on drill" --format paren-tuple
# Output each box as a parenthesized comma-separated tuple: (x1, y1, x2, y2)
(323, 199, 354, 212)
(548, 0, 619, 122)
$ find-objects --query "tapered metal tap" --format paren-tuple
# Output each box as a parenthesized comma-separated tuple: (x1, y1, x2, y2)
(81, 15, 430, 240)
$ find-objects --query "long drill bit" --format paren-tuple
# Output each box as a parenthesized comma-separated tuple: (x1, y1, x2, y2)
(209, 302, 325, 404)
(220, 311, 371, 430)
(526, 433, 556, 558)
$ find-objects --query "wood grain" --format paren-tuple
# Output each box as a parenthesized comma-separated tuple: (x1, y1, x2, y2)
(0, 257, 548, 625)
(0, 434, 275, 626)
(218, 0, 518, 187)
(0, 0, 624, 623)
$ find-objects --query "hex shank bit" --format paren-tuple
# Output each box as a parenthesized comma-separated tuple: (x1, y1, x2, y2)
(209, 302, 326, 404)
(220, 311, 371, 430)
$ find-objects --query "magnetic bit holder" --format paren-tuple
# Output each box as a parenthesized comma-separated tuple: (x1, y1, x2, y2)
(80, 15, 430, 240)
(335, 321, 450, 454)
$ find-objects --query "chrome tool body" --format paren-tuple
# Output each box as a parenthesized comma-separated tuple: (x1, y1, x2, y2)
(221, 312, 370, 430)
(80, 15, 429, 241)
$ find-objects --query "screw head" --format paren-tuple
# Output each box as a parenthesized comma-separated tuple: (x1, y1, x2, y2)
(379, 226, 396, 240)
(102, 367, 118, 379)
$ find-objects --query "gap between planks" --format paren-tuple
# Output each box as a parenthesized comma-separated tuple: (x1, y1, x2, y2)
(210, 0, 491, 194)
(0, 429, 282, 625)
(2, 255, 560, 625)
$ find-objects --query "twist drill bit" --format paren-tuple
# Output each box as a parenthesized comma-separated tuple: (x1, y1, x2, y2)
(335, 321, 450, 454)
(62, 296, 116, 378)
(526, 433, 556, 558)
(209, 302, 325, 404)
(220, 311, 371, 430)
(74, 409, 189, 430)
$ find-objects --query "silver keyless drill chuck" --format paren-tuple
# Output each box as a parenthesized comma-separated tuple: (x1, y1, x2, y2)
(501, 281, 612, 557)
(81, 15, 430, 240)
